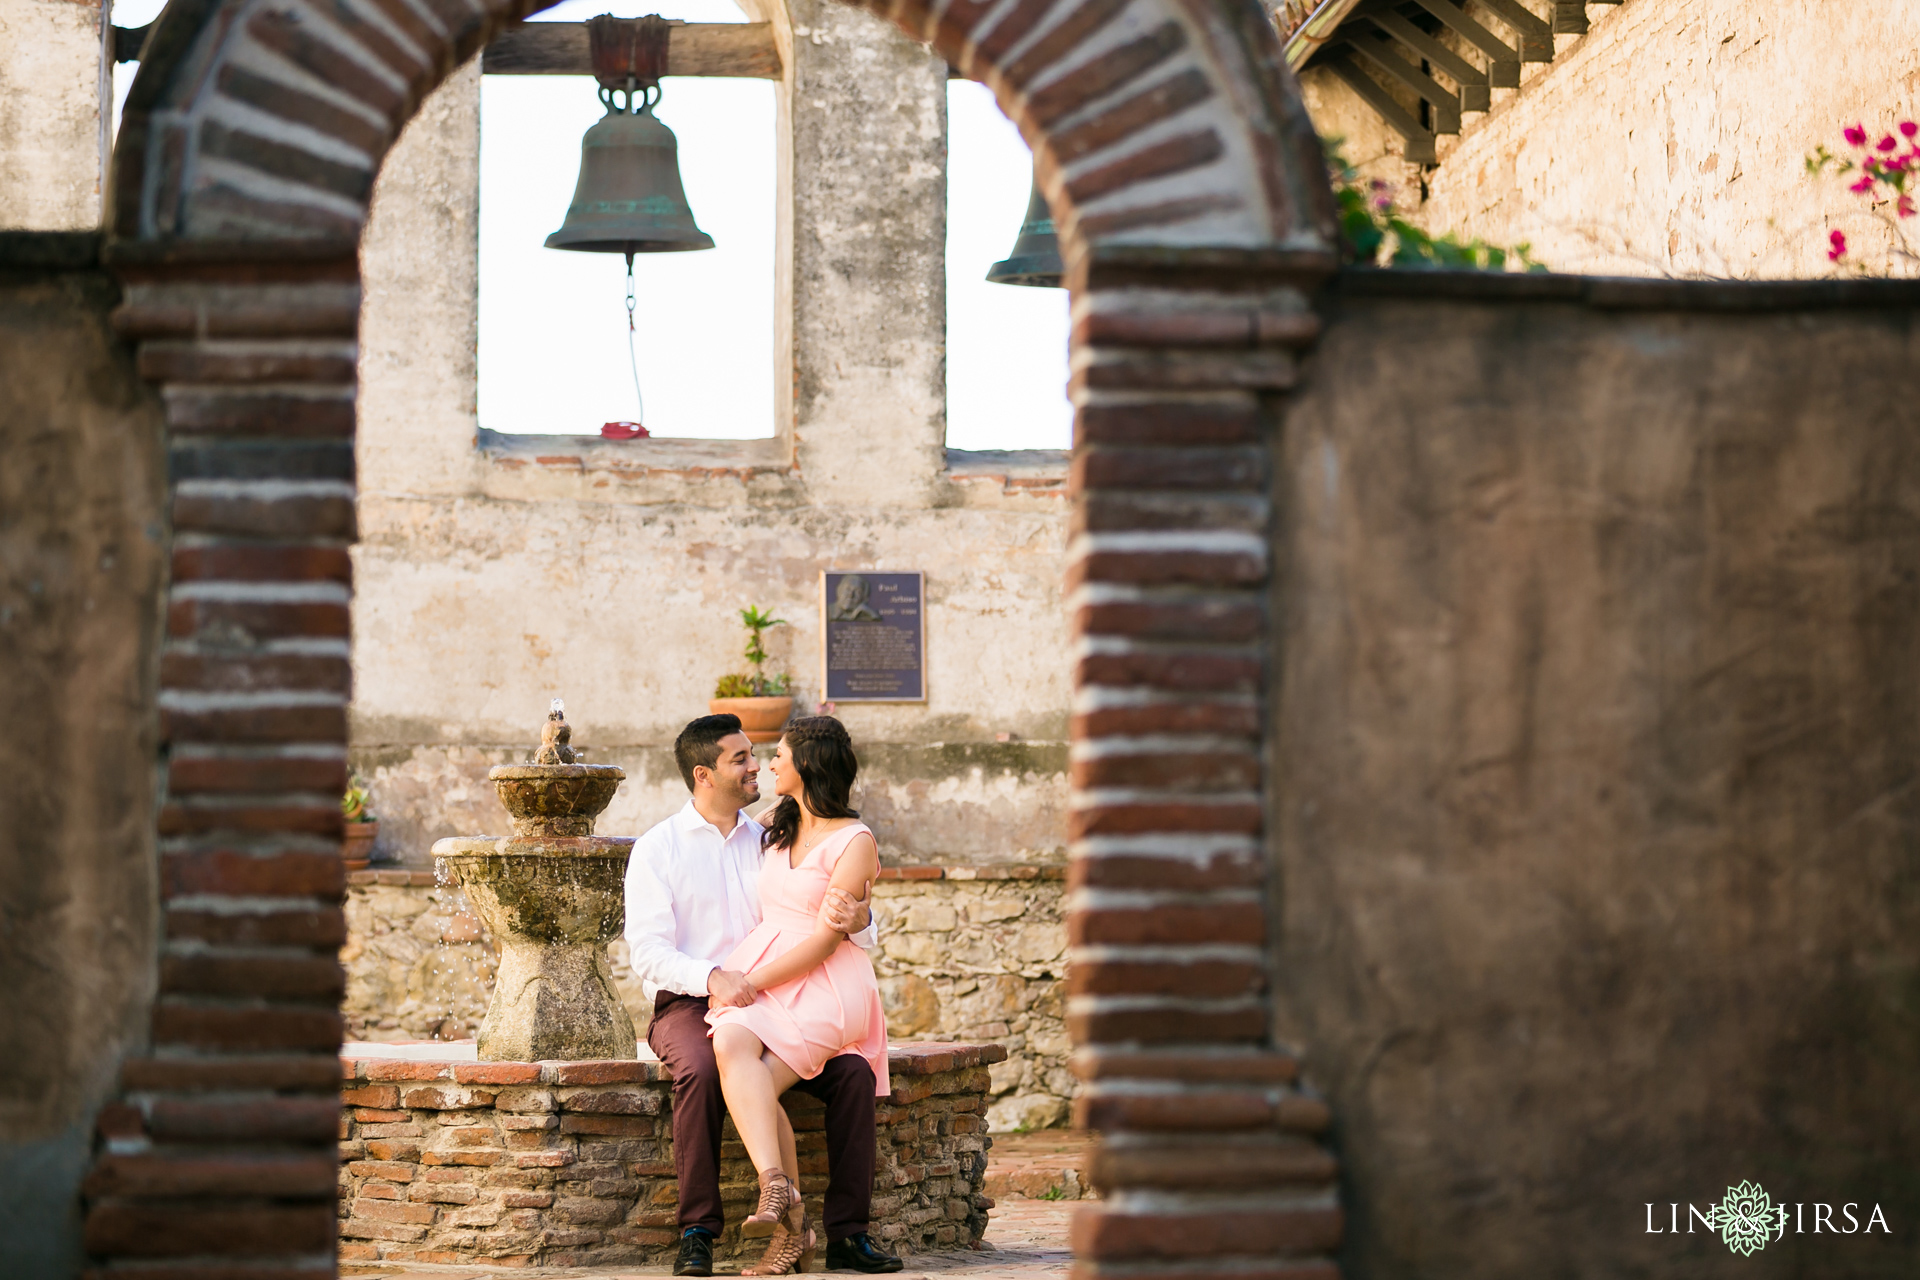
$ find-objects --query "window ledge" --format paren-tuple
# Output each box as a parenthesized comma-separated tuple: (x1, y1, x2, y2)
(476, 427, 788, 475)
(943, 448, 1070, 494)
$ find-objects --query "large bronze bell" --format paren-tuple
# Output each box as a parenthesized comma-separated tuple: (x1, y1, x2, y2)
(546, 91, 714, 256)
(985, 174, 1062, 287)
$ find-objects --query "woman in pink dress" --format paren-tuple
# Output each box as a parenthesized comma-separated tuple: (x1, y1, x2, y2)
(706, 716, 889, 1275)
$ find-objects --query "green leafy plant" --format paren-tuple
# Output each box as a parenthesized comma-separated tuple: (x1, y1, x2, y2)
(341, 776, 375, 824)
(1038, 1184, 1069, 1201)
(714, 605, 793, 698)
(1327, 138, 1546, 272)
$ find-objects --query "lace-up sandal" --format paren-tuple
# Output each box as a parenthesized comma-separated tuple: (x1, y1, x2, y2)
(742, 1202, 816, 1275)
(742, 1168, 801, 1239)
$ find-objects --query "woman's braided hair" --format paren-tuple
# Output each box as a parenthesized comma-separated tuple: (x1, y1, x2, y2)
(761, 715, 860, 853)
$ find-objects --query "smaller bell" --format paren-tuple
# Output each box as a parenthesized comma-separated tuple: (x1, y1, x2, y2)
(985, 174, 1063, 287)
(546, 94, 714, 256)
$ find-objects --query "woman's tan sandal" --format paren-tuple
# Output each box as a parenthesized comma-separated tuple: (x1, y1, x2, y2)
(742, 1168, 801, 1239)
(742, 1204, 817, 1274)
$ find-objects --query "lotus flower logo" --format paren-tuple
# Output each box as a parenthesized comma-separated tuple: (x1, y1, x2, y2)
(1712, 1181, 1777, 1256)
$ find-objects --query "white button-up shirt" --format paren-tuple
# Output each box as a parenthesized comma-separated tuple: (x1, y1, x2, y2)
(623, 799, 878, 1003)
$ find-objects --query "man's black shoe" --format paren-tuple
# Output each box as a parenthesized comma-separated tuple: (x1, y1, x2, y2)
(674, 1229, 714, 1277)
(826, 1233, 904, 1273)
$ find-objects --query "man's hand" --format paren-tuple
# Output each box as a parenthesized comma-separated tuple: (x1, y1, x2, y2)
(821, 885, 872, 935)
(708, 968, 757, 1008)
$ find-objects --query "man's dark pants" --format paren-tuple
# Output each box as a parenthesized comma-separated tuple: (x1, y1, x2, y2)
(649, 992, 878, 1242)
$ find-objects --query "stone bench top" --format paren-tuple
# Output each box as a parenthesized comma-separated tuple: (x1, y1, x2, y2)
(340, 1039, 1007, 1084)
(347, 864, 1064, 887)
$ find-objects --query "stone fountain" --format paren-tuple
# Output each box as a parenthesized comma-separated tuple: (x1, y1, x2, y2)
(432, 701, 637, 1060)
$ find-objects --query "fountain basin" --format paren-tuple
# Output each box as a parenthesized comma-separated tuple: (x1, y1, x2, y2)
(435, 834, 638, 1062)
(489, 762, 625, 836)
(431, 718, 639, 1062)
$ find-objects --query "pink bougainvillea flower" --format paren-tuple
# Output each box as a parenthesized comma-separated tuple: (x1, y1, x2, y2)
(1850, 175, 1876, 192)
(1845, 124, 1868, 146)
(1902, 121, 1919, 138)
(1828, 229, 1848, 262)
(1878, 135, 1899, 152)
(1900, 194, 1917, 219)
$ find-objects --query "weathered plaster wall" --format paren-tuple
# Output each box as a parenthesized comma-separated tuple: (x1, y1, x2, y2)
(352, 27, 1070, 871)
(343, 873, 1072, 1132)
(1275, 275, 1920, 1277)
(1304, 0, 1920, 276)
(0, 237, 165, 1279)
(0, 0, 108, 229)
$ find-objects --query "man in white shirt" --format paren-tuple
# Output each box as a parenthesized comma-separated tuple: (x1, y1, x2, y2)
(625, 714, 902, 1276)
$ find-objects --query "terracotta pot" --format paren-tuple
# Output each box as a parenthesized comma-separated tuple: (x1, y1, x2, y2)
(709, 695, 794, 744)
(343, 820, 379, 871)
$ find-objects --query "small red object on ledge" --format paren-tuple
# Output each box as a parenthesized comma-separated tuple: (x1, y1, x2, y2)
(601, 421, 649, 439)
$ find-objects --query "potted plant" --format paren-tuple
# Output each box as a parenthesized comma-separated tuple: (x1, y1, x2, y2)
(341, 775, 379, 870)
(709, 605, 794, 743)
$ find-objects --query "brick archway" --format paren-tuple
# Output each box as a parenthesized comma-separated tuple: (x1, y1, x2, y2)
(96, 0, 1344, 1274)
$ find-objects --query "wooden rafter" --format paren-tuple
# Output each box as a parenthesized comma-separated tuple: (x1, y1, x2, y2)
(1323, 48, 1436, 163)
(1293, 1, 1619, 165)
(1363, 11, 1489, 111)
(1348, 33, 1460, 134)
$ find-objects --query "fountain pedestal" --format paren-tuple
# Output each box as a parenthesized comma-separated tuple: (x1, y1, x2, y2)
(433, 709, 637, 1061)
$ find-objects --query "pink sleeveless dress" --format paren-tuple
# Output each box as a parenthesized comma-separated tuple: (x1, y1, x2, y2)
(704, 823, 890, 1097)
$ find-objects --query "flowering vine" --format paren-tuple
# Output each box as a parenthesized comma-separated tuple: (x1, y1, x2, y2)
(1326, 141, 1546, 272)
(1806, 121, 1919, 269)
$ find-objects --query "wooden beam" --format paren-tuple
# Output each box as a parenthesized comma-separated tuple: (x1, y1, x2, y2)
(1363, 12, 1488, 112)
(1474, 0, 1555, 61)
(1323, 48, 1436, 164)
(1405, 0, 1520, 87)
(482, 21, 783, 78)
(1553, 1, 1588, 34)
(1350, 34, 1460, 133)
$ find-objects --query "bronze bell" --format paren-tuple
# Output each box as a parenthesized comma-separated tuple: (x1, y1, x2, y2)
(985, 174, 1063, 287)
(546, 94, 714, 256)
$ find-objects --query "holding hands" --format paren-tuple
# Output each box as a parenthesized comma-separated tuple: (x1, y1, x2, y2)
(709, 968, 757, 1008)
(708, 879, 870, 1011)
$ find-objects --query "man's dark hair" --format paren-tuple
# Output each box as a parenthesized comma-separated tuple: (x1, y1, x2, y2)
(675, 714, 744, 791)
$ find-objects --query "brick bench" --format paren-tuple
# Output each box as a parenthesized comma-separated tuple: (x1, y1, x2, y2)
(338, 1041, 1007, 1268)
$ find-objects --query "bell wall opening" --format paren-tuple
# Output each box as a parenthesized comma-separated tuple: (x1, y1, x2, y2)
(62, 0, 1349, 1271)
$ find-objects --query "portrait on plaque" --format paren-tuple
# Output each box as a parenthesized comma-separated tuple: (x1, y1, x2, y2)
(820, 571, 925, 702)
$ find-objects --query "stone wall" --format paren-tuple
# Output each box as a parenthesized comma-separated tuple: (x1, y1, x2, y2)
(1300, 0, 1920, 277)
(0, 235, 164, 1279)
(1273, 272, 1920, 1277)
(342, 869, 1073, 1131)
(350, 21, 1071, 877)
(337, 1042, 1001, 1266)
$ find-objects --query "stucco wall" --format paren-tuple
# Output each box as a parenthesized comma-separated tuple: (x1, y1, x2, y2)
(1300, 0, 1920, 277)
(0, 237, 165, 1279)
(0, 0, 108, 230)
(352, 26, 1071, 871)
(1274, 273, 1920, 1277)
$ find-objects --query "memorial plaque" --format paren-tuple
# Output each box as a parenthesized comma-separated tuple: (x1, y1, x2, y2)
(821, 571, 925, 702)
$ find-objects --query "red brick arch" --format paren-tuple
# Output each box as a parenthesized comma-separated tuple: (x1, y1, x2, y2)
(96, 0, 1344, 1273)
